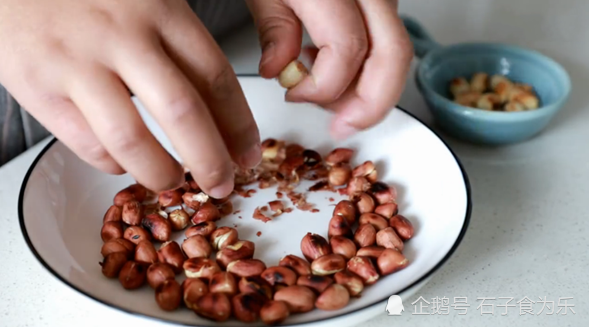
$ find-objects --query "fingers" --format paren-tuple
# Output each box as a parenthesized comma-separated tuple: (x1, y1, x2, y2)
(24, 98, 125, 175)
(157, 6, 262, 171)
(282, 0, 369, 105)
(326, 0, 413, 139)
(111, 37, 235, 199)
(245, 0, 302, 79)
(67, 66, 185, 192)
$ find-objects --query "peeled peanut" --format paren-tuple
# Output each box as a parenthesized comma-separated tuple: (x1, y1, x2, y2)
(449, 77, 470, 97)
(347, 176, 371, 197)
(103, 205, 122, 223)
(328, 163, 352, 186)
(470, 72, 488, 92)
(296, 275, 333, 294)
(155, 279, 182, 311)
(118, 261, 147, 289)
(356, 192, 376, 214)
(389, 214, 415, 241)
(260, 300, 290, 325)
(209, 271, 237, 295)
(278, 60, 308, 89)
(101, 238, 135, 258)
(511, 91, 539, 109)
(124, 226, 152, 245)
(352, 161, 377, 184)
(227, 259, 267, 278)
(356, 246, 385, 259)
(490, 74, 513, 90)
(330, 236, 357, 260)
(354, 224, 376, 248)
(374, 203, 398, 219)
(210, 227, 238, 250)
(216, 240, 255, 269)
(184, 258, 221, 280)
(315, 284, 350, 311)
(185, 221, 216, 238)
(274, 285, 316, 313)
(504, 101, 526, 112)
(359, 213, 389, 231)
(182, 235, 213, 259)
(377, 248, 409, 275)
(158, 189, 183, 207)
(300, 233, 332, 262)
(238, 276, 273, 300)
(182, 278, 209, 310)
(157, 241, 185, 274)
(334, 270, 364, 297)
(100, 252, 128, 278)
(327, 215, 353, 239)
(135, 240, 158, 264)
(192, 202, 221, 224)
(101, 221, 123, 242)
(347, 256, 379, 285)
(376, 227, 404, 252)
(476, 93, 502, 110)
(193, 292, 231, 322)
(369, 182, 397, 205)
(114, 184, 147, 206)
(168, 209, 190, 231)
(232, 293, 266, 323)
(454, 91, 482, 107)
(261, 266, 297, 287)
(142, 214, 172, 242)
(333, 200, 357, 226)
(122, 200, 143, 226)
(147, 262, 175, 289)
(261, 138, 285, 161)
(311, 254, 346, 276)
(279, 255, 311, 275)
(182, 191, 209, 210)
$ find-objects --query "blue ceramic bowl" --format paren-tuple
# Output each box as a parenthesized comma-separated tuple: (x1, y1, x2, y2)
(401, 15, 572, 145)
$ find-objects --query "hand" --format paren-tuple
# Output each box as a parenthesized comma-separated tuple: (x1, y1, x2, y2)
(246, 0, 413, 140)
(0, 0, 261, 197)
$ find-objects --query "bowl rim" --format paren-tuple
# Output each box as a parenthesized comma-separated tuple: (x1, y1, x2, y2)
(415, 42, 572, 121)
(17, 75, 473, 327)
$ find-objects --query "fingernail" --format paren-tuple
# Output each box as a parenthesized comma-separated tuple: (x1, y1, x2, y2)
(208, 179, 234, 199)
(259, 42, 275, 71)
(239, 142, 262, 168)
(331, 119, 359, 140)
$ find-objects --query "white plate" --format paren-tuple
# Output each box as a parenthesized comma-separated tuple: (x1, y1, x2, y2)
(18, 76, 471, 326)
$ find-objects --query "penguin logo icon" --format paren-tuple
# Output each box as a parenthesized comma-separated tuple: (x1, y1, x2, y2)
(385, 295, 404, 315)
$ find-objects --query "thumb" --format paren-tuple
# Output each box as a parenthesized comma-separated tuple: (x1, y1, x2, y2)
(245, 0, 303, 78)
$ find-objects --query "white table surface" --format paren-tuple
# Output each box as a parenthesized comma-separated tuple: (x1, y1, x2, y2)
(1, 0, 587, 326)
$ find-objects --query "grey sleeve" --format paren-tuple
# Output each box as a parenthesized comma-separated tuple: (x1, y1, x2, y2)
(0, 0, 252, 167)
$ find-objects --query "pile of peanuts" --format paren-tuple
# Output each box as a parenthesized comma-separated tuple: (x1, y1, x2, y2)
(97, 60, 413, 325)
(450, 73, 539, 112)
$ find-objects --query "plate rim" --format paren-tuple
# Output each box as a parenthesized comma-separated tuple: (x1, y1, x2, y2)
(17, 75, 473, 326)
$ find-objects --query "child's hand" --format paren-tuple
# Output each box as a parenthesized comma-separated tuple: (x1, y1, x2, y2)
(0, 0, 261, 197)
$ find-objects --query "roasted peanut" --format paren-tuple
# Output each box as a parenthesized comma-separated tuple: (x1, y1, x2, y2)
(157, 241, 185, 274)
(324, 148, 354, 166)
(261, 138, 286, 161)
(302, 149, 322, 170)
(369, 182, 397, 205)
(155, 279, 182, 311)
(347, 176, 371, 197)
(168, 209, 190, 231)
(114, 184, 147, 206)
(158, 189, 183, 207)
(449, 77, 470, 97)
(315, 284, 350, 311)
(184, 258, 221, 280)
(279, 255, 311, 275)
(334, 270, 364, 297)
(135, 240, 158, 264)
(193, 292, 231, 322)
(347, 256, 379, 285)
(218, 200, 234, 217)
(191, 202, 221, 224)
(330, 236, 357, 260)
(118, 261, 147, 289)
(328, 163, 352, 186)
(101, 221, 123, 242)
(182, 191, 209, 210)
(100, 252, 128, 278)
(389, 214, 415, 241)
(374, 203, 398, 219)
(296, 275, 333, 294)
(209, 271, 237, 295)
(210, 227, 238, 250)
(227, 259, 267, 278)
(216, 240, 255, 269)
(182, 235, 213, 259)
(327, 215, 353, 239)
(147, 262, 175, 289)
(454, 91, 482, 107)
(142, 214, 172, 242)
(278, 60, 308, 89)
(470, 72, 488, 93)
(232, 293, 266, 323)
(356, 246, 385, 259)
(238, 276, 273, 300)
(376, 227, 404, 252)
(359, 213, 389, 231)
(352, 161, 377, 184)
(103, 205, 122, 223)
(260, 300, 290, 325)
(354, 224, 376, 247)
(333, 200, 357, 226)
(182, 278, 209, 310)
(101, 238, 135, 258)
(377, 248, 409, 275)
(124, 226, 152, 245)
(355, 192, 375, 215)
(274, 285, 316, 313)
(300, 233, 332, 262)
(261, 266, 297, 287)
(311, 254, 346, 276)
(185, 221, 216, 238)
(122, 200, 143, 226)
